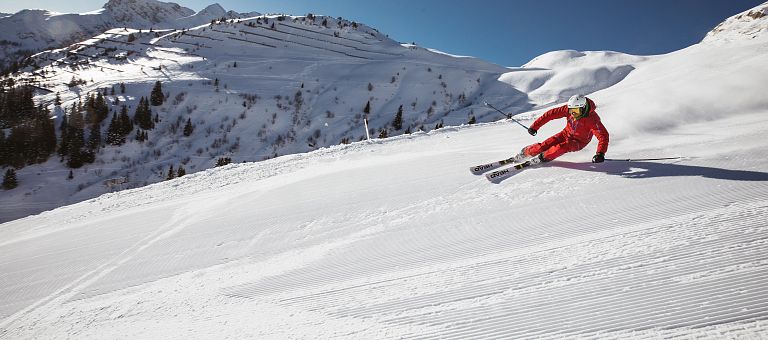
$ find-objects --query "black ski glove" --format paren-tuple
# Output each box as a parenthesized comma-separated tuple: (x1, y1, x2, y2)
(527, 127, 537, 136)
(592, 152, 605, 163)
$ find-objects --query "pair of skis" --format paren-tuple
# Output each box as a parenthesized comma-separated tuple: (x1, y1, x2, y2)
(470, 155, 536, 183)
(471, 155, 686, 183)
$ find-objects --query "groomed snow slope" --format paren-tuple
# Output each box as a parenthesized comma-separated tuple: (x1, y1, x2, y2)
(2, 22, 768, 340)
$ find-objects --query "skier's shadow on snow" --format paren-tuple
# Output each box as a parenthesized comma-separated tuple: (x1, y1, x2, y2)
(550, 160, 768, 182)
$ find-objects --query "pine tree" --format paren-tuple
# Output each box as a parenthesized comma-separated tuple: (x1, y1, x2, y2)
(177, 165, 186, 177)
(150, 81, 164, 106)
(36, 105, 57, 163)
(183, 118, 194, 136)
(93, 92, 109, 125)
(5, 128, 25, 167)
(1, 88, 56, 167)
(134, 97, 154, 130)
(2, 168, 18, 190)
(468, 116, 476, 124)
(118, 105, 132, 136)
(107, 106, 133, 146)
(84, 94, 95, 125)
(363, 101, 371, 114)
(65, 111, 86, 168)
(120, 82, 126, 94)
(87, 125, 101, 151)
(58, 114, 69, 157)
(392, 105, 403, 131)
(378, 129, 388, 139)
(106, 113, 122, 145)
(0, 130, 7, 167)
(166, 165, 175, 180)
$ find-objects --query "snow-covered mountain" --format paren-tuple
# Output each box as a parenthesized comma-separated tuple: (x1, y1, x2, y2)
(703, 1, 768, 43)
(1, 2, 768, 339)
(500, 50, 646, 107)
(0, 6, 638, 223)
(0, 0, 259, 71)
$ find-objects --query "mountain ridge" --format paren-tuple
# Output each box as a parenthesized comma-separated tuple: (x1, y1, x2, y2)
(0, 0, 260, 72)
(703, 1, 768, 43)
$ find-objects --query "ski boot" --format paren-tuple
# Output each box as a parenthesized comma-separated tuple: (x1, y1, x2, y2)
(511, 147, 532, 163)
(514, 153, 548, 169)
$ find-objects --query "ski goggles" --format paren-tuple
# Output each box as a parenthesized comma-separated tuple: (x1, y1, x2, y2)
(568, 107, 584, 115)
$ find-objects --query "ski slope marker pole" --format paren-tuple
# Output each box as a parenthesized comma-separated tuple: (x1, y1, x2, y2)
(484, 102, 530, 131)
(364, 118, 371, 141)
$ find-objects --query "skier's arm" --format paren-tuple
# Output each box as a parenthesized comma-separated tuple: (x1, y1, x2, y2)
(592, 118, 609, 154)
(530, 105, 568, 131)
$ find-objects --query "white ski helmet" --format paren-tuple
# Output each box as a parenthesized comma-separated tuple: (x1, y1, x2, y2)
(567, 94, 587, 109)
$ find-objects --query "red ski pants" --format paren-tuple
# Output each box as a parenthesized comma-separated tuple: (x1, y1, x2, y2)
(524, 131, 588, 161)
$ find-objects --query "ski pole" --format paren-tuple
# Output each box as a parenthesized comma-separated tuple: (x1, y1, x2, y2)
(484, 102, 530, 131)
(605, 157, 684, 162)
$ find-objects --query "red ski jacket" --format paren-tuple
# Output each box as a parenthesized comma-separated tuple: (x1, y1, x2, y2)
(530, 97, 609, 154)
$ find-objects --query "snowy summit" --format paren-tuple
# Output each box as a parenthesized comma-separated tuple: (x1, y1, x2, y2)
(0, 0, 259, 70)
(1, 1, 768, 339)
(703, 1, 768, 43)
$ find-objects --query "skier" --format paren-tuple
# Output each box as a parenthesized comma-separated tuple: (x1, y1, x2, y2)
(516, 94, 609, 167)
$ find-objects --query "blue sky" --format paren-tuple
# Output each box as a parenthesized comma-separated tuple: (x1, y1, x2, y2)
(1, 0, 764, 66)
